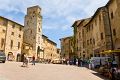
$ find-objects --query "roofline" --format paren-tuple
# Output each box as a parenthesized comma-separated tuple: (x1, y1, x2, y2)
(83, 0, 112, 27)
(78, 18, 92, 27)
(27, 5, 41, 10)
(105, 0, 113, 7)
(0, 16, 24, 27)
(83, 6, 105, 27)
(47, 39, 57, 46)
(42, 34, 57, 46)
(59, 36, 73, 40)
(42, 34, 48, 38)
(71, 20, 81, 27)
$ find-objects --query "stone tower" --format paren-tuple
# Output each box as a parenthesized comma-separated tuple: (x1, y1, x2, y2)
(23, 6, 43, 57)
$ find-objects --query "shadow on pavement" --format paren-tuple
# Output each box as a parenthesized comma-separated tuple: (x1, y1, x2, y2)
(92, 72, 109, 80)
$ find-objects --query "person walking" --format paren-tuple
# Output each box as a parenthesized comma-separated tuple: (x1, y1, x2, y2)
(32, 55, 35, 65)
(21, 54, 28, 67)
(21, 54, 26, 67)
(25, 55, 29, 67)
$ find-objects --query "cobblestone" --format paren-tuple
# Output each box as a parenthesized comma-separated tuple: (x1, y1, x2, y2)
(0, 62, 107, 80)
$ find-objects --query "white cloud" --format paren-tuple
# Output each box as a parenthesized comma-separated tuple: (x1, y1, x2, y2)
(0, 0, 109, 30)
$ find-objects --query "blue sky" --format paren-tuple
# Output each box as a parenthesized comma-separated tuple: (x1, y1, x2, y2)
(0, 0, 109, 48)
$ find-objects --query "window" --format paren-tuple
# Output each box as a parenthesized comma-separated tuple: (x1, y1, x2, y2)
(93, 38, 95, 45)
(31, 30, 32, 34)
(101, 33, 103, 40)
(87, 40, 89, 45)
(77, 47, 79, 51)
(33, 11, 35, 14)
(1, 38, 4, 48)
(19, 34, 21, 38)
(2, 29, 5, 33)
(111, 11, 114, 19)
(19, 27, 22, 31)
(18, 42, 20, 49)
(79, 32, 81, 38)
(11, 40, 13, 49)
(90, 38, 92, 44)
(39, 28, 40, 32)
(12, 24, 15, 28)
(11, 32, 14, 35)
(113, 29, 116, 36)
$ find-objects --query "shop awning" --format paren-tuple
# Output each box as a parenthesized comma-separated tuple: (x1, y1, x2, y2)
(100, 50, 120, 54)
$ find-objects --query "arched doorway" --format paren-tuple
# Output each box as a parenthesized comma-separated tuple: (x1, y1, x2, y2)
(8, 52, 14, 61)
(16, 53, 21, 62)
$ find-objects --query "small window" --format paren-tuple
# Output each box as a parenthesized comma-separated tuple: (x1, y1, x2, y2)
(18, 42, 20, 49)
(87, 40, 89, 45)
(19, 34, 21, 38)
(39, 28, 40, 32)
(12, 24, 15, 28)
(101, 33, 103, 40)
(11, 32, 14, 35)
(33, 11, 35, 14)
(93, 38, 95, 45)
(11, 40, 13, 49)
(2, 29, 5, 33)
(90, 38, 92, 44)
(19, 27, 22, 31)
(113, 29, 116, 36)
(111, 11, 114, 19)
(1, 38, 4, 48)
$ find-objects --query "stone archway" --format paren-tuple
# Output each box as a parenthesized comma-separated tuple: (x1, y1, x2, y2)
(8, 52, 13, 61)
(16, 53, 21, 62)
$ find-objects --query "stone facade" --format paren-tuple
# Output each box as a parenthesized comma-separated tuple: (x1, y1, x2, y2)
(107, 0, 120, 66)
(0, 16, 23, 61)
(71, 0, 120, 66)
(0, 17, 7, 52)
(72, 18, 91, 60)
(23, 6, 43, 58)
(42, 35, 58, 60)
(60, 36, 74, 59)
(72, 20, 81, 58)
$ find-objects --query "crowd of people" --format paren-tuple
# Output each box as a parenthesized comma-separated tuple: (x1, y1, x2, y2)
(62, 58, 88, 67)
